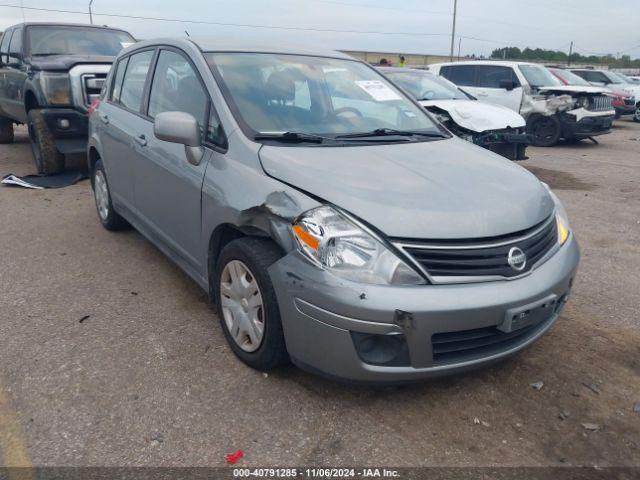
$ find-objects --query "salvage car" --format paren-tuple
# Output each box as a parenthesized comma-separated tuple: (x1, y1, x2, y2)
(429, 61, 616, 146)
(549, 67, 636, 119)
(88, 39, 579, 383)
(570, 68, 640, 122)
(378, 66, 529, 160)
(0, 22, 135, 173)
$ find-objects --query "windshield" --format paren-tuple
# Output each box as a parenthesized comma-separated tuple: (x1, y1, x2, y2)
(384, 70, 469, 101)
(518, 65, 561, 88)
(27, 26, 135, 56)
(602, 72, 625, 84)
(206, 53, 441, 140)
(550, 68, 590, 86)
(608, 72, 631, 84)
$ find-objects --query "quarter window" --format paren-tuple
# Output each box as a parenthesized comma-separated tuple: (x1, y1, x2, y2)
(109, 57, 129, 103)
(440, 65, 476, 87)
(119, 50, 154, 112)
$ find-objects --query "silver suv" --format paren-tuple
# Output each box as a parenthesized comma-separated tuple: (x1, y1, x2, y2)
(88, 39, 579, 383)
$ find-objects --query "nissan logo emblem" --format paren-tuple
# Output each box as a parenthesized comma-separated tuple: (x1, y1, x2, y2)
(507, 247, 527, 271)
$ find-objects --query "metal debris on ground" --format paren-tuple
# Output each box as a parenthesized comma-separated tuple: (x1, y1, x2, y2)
(581, 382, 600, 394)
(581, 423, 600, 431)
(530, 381, 544, 390)
(558, 410, 570, 420)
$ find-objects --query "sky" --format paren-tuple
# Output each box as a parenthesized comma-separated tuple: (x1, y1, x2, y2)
(1, 0, 639, 59)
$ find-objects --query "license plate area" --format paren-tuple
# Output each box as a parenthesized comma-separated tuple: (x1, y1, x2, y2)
(498, 294, 558, 333)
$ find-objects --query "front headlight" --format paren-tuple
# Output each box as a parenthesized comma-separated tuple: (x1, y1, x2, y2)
(292, 206, 425, 285)
(542, 183, 570, 245)
(575, 97, 590, 109)
(40, 72, 72, 105)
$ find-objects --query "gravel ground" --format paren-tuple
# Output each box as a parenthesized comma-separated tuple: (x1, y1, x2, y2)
(0, 122, 638, 468)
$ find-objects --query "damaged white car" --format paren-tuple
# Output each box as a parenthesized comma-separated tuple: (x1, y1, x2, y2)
(379, 67, 529, 160)
(429, 61, 616, 147)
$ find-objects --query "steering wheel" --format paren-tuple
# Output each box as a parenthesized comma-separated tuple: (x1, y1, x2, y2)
(334, 107, 363, 118)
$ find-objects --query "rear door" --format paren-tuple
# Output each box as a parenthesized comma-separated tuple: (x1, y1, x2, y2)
(473, 65, 522, 112)
(134, 47, 226, 273)
(4, 27, 28, 122)
(99, 49, 155, 215)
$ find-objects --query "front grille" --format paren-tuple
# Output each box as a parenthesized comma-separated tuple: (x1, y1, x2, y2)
(431, 296, 565, 366)
(588, 95, 614, 111)
(398, 216, 558, 280)
(81, 73, 107, 108)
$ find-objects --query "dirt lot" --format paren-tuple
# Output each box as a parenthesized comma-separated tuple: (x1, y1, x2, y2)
(0, 122, 639, 469)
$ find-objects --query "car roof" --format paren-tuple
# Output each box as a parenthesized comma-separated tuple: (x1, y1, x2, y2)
(190, 38, 353, 60)
(5, 22, 131, 33)
(430, 60, 541, 68)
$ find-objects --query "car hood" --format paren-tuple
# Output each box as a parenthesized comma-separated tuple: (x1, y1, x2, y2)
(538, 85, 608, 95)
(419, 99, 526, 132)
(28, 55, 115, 71)
(259, 137, 554, 239)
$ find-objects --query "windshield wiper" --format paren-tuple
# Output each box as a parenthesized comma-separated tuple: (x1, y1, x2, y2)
(334, 128, 446, 139)
(253, 132, 330, 144)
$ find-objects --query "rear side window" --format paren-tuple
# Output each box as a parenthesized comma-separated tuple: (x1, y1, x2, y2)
(0, 30, 12, 64)
(582, 71, 609, 83)
(476, 65, 519, 88)
(8, 29, 22, 63)
(440, 65, 476, 87)
(109, 57, 129, 103)
(119, 50, 154, 112)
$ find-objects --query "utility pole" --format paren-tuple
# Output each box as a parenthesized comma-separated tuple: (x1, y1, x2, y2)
(89, 0, 94, 24)
(457, 37, 462, 60)
(567, 41, 573, 66)
(449, 0, 457, 62)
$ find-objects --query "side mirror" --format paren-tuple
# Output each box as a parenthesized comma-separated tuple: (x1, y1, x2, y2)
(499, 79, 516, 91)
(154, 111, 204, 166)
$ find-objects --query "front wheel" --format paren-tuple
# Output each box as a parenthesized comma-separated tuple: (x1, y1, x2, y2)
(28, 109, 65, 174)
(527, 114, 562, 147)
(634, 107, 640, 123)
(215, 238, 288, 371)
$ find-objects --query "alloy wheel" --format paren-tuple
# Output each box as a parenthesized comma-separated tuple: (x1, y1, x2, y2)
(93, 170, 110, 221)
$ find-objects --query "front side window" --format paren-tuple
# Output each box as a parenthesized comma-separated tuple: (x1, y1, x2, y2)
(148, 50, 208, 125)
(440, 65, 476, 87)
(27, 26, 134, 57)
(119, 50, 154, 112)
(476, 65, 519, 88)
(206, 53, 441, 140)
(385, 70, 469, 100)
(518, 65, 560, 88)
(8, 28, 22, 64)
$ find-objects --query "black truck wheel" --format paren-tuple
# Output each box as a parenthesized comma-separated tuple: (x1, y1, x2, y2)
(27, 109, 65, 175)
(0, 117, 14, 144)
(527, 114, 562, 147)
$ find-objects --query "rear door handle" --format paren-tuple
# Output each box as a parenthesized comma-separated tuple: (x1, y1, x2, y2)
(99, 113, 109, 124)
(134, 134, 147, 147)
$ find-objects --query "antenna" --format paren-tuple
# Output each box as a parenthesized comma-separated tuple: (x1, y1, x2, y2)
(89, 0, 94, 24)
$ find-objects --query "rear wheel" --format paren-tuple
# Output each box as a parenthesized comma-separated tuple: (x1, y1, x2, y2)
(92, 159, 129, 231)
(0, 117, 14, 144)
(634, 106, 640, 123)
(527, 114, 562, 147)
(215, 238, 288, 371)
(28, 109, 65, 174)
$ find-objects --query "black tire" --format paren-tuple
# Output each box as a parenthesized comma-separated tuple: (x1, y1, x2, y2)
(27, 109, 65, 174)
(634, 107, 640, 123)
(91, 159, 129, 231)
(527, 114, 562, 147)
(0, 117, 14, 144)
(215, 237, 289, 371)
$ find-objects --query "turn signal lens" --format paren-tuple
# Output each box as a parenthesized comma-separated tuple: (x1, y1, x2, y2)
(292, 224, 320, 251)
(557, 215, 570, 245)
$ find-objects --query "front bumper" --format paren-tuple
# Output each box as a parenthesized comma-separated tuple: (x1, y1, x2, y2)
(560, 111, 614, 139)
(40, 108, 88, 154)
(476, 132, 531, 161)
(269, 236, 579, 383)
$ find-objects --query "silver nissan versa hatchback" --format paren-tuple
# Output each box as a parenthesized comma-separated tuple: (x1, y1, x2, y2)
(88, 38, 579, 383)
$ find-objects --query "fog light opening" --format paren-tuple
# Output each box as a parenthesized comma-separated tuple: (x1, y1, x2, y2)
(57, 118, 70, 129)
(351, 332, 410, 367)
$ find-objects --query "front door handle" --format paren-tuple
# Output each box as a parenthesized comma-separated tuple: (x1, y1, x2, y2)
(135, 134, 147, 147)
